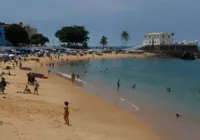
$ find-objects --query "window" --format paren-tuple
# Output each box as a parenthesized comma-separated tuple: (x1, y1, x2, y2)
(150, 41, 151, 44)
(163, 36, 164, 38)
(163, 41, 165, 44)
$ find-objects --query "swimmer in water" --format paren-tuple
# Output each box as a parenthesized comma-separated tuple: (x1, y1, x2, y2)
(176, 113, 181, 118)
(132, 84, 136, 88)
(167, 88, 171, 93)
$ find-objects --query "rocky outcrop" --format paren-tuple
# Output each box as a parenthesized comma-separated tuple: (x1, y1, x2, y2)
(181, 51, 196, 60)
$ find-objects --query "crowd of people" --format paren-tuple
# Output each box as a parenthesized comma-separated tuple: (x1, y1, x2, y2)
(27, 72, 35, 85)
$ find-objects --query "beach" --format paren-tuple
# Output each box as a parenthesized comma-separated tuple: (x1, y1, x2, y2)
(0, 53, 160, 140)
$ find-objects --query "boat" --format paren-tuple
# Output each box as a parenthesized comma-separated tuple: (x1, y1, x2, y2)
(35, 76, 48, 79)
(34, 73, 44, 77)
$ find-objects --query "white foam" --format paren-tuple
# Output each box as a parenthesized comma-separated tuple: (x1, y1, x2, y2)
(56, 73, 87, 84)
(119, 97, 140, 111)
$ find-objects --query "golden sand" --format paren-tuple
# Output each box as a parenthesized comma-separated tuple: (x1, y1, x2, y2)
(0, 53, 160, 140)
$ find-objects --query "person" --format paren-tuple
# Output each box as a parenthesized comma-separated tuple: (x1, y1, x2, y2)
(31, 73, 35, 85)
(117, 79, 120, 88)
(77, 72, 79, 79)
(176, 113, 181, 118)
(71, 73, 75, 83)
(48, 69, 51, 75)
(167, 88, 171, 93)
(27, 72, 31, 84)
(64, 101, 70, 125)
(132, 84, 136, 88)
(0, 77, 10, 94)
(19, 62, 22, 68)
(41, 62, 43, 67)
(24, 86, 31, 94)
(34, 80, 39, 95)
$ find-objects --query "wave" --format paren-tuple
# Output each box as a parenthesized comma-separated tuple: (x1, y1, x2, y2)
(56, 72, 87, 85)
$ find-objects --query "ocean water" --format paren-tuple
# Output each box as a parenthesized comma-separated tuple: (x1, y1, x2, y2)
(53, 58, 200, 140)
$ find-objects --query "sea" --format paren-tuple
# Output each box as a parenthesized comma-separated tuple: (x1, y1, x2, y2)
(53, 58, 200, 140)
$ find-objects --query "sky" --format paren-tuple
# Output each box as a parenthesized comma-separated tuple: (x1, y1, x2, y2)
(0, 0, 200, 46)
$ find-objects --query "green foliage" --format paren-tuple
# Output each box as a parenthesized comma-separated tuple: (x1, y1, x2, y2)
(99, 36, 108, 47)
(121, 31, 130, 48)
(82, 42, 88, 48)
(55, 25, 89, 45)
(196, 52, 200, 58)
(0, 22, 7, 25)
(171, 32, 175, 43)
(30, 33, 49, 45)
(4, 24, 29, 46)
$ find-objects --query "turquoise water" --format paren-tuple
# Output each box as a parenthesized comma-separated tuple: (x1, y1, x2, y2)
(54, 58, 200, 140)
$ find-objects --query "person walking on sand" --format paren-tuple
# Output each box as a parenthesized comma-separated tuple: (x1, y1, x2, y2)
(34, 80, 39, 95)
(48, 68, 51, 75)
(64, 101, 70, 125)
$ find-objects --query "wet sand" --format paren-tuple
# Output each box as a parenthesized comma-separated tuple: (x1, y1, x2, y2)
(0, 53, 160, 140)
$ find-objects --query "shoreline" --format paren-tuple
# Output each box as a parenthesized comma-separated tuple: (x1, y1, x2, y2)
(0, 53, 160, 140)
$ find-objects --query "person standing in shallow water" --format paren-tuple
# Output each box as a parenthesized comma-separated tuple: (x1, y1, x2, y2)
(117, 79, 120, 89)
(71, 73, 75, 83)
(76, 72, 79, 79)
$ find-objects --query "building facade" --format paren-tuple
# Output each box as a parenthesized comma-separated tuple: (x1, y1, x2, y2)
(19, 22, 37, 38)
(143, 32, 171, 46)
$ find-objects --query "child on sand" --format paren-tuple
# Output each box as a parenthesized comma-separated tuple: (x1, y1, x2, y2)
(64, 101, 70, 125)
(34, 80, 39, 95)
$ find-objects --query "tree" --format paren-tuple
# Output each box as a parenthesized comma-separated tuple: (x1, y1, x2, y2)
(55, 25, 89, 47)
(0, 22, 7, 25)
(171, 32, 175, 44)
(30, 33, 49, 46)
(121, 31, 130, 48)
(4, 24, 29, 46)
(82, 42, 88, 48)
(99, 36, 108, 50)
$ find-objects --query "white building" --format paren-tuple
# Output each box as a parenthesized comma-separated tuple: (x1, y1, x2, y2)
(143, 32, 171, 45)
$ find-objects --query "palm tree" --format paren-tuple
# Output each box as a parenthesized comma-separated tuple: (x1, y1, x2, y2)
(121, 31, 130, 48)
(171, 32, 175, 44)
(99, 35, 108, 51)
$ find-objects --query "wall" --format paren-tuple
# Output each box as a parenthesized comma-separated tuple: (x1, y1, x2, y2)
(136, 44, 198, 58)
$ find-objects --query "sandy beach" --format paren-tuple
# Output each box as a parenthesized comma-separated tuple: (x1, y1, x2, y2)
(0, 53, 160, 140)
